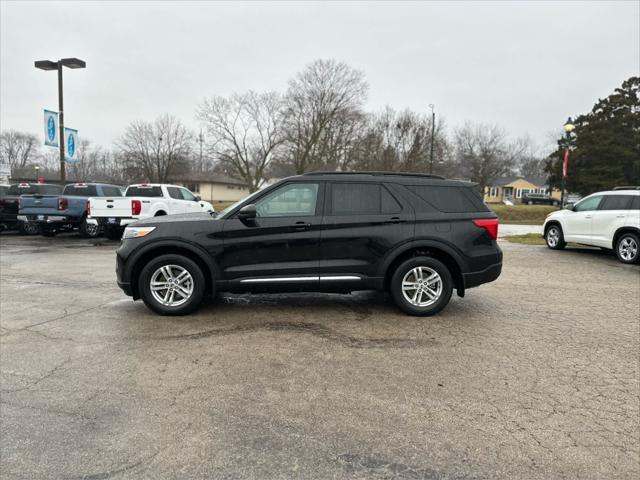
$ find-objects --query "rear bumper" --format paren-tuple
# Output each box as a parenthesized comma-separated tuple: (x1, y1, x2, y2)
(463, 262, 502, 289)
(18, 214, 75, 224)
(91, 217, 136, 227)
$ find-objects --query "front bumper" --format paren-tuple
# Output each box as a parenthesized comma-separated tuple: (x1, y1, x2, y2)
(463, 262, 502, 289)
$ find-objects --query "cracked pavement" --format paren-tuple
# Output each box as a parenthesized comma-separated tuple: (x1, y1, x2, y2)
(0, 233, 638, 479)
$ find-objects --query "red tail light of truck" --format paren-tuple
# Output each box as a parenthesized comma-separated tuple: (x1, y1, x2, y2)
(131, 199, 142, 216)
(58, 197, 68, 211)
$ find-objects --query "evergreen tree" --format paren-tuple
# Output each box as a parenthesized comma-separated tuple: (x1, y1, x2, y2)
(546, 76, 640, 195)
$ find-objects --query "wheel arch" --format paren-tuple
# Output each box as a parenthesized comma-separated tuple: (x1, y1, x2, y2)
(544, 220, 563, 235)
(613, 226, 640, 247)
(154, 210, 167, 216)
(126, 241, 219, 299)
(381, 240, 466, 297)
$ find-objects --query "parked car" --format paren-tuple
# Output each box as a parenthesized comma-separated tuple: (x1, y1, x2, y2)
(0, 183, 63, 234)
(543, 188, 640, 264)
(88, 184, 215, 240)
(115, 172, 503, 316)
(521, 192, 559, 206)
(18, 182, 123, 237)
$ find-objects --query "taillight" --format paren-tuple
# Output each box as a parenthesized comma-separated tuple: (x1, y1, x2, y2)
(131, 199, 142, 215)
(86, 199, 91, 216)
(58, 197, 68, 211)
(473, 218, 499, 240)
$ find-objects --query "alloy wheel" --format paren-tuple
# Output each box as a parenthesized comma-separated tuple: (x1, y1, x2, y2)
(150, 265, 194, 307)
(401, 266, 443, 307)
(547, 227, 559, 247)
(619, 236, 638, 261)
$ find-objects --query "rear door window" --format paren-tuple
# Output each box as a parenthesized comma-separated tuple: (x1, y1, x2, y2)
(599, 195, 633, 210)
(331, 183, 380, 215)
(126, 186, 163, 197)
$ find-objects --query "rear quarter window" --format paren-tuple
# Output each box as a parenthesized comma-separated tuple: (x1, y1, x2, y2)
(407, 185, 488, 213)
(630, 196, 640, 210)
(126, 186, 163, 197)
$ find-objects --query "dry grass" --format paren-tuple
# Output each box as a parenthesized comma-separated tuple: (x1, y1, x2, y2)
(504, 233, 546, 245)
(490, 204, 557, 225)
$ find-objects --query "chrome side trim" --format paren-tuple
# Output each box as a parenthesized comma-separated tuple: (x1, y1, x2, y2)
(319, 276, 361, 281)
(240, 276, 319, 283)
(239, 275, 362, 283)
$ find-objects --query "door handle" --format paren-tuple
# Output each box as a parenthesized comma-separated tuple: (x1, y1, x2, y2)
(292, 221, 311, 231)
(616, 215, 626, 218)
(385, 217, 406, 224)
(584, 215, 592, 219)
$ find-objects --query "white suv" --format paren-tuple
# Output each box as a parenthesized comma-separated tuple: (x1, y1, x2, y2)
(543, 188, 640, 264)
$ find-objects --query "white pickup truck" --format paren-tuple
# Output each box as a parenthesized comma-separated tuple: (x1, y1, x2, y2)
(88, 184, 214, 239)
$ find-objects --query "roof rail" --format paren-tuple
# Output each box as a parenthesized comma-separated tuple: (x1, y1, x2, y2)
(612, 186, 640, 190)
(302, 171, 446, 180)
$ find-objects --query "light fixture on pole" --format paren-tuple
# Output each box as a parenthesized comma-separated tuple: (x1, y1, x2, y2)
(561, 117, 575, 208)
(35, 57, 86, 185)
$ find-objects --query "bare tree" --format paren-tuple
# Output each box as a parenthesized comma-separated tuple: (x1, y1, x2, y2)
(197, 91, 283, 192)
(453, 123, 519, 194)
(347, 107, 450, 174)
(117, 114, 193, 183)
(0, 130, 39, 170)
(282, 59, 368, 173)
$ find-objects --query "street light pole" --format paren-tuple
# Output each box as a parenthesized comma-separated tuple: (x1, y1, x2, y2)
(35, 57, 86, 185)
(428, 104, 435, 174)
(561, 117, 575, 208)
(57, 63, 65, 184)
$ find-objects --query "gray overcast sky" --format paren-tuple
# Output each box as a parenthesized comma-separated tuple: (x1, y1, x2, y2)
(1, 0, 638, 153)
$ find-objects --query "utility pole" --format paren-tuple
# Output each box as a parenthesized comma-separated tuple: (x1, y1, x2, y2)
(198, 129, 204, 171)
(561, 117, 575, 208)
(428, 104, 436, 174)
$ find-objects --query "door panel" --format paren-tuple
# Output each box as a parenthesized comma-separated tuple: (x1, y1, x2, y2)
(219, 182, 324, 284)
(319, 182, 414, 279)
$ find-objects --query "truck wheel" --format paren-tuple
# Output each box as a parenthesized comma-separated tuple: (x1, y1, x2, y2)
(79, 218, 101, 238)
(390, 256, 453, 316)
(104, 226, 123, 240)
(138, 254, 206, 315)
(616, 233, 640, 264)
(18, 221, 40, 235)
(528, 200, 533, 205)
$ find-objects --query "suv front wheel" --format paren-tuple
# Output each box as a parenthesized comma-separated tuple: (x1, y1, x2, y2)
(615, 233, 639, 264)
(545, 224, 566, 250)
(138, 254, 206, 315)
(390, 257, 454, 316)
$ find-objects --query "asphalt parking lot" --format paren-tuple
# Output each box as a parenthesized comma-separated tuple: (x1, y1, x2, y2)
(0, 233, 638, 480)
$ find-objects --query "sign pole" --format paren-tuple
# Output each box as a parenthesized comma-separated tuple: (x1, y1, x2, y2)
(57, 62, 65, 185)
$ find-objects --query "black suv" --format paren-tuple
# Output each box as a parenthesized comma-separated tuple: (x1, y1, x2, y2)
(521, 192, 559, 206)
(116, 172, 502, 316)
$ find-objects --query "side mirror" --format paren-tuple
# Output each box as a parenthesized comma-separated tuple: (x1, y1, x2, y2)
(237, 204, 257, 220)
(194, 195, 201, 202)
(564, 202, 574, 210)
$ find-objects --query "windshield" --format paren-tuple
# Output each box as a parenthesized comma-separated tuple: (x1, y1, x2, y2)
(219, 189, 264, 218)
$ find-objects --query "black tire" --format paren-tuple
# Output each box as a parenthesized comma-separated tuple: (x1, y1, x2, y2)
(138, 254, 206, 315)
(390, 256, 454, 316)
(615, 232, 640, 264)
(104, 226, 123, 241)
(155, 211, 166, 216)
(545, 224, 566, 250)
(528, 201, 533, 205)
(18, 221, 40, 235)
(79, 217, 101, 238)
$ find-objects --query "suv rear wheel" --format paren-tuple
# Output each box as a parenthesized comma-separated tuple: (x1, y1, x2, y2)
(138, 254, 206, 315)
(545, 225, 566, 250)
(615, 233, 639, 264)
(390, 257, 453, 316)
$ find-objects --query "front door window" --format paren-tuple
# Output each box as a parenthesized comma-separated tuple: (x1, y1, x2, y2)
(254, 183, 319, 218)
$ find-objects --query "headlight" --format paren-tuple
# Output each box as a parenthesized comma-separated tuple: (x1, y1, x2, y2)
(122, 226, 156, 239)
